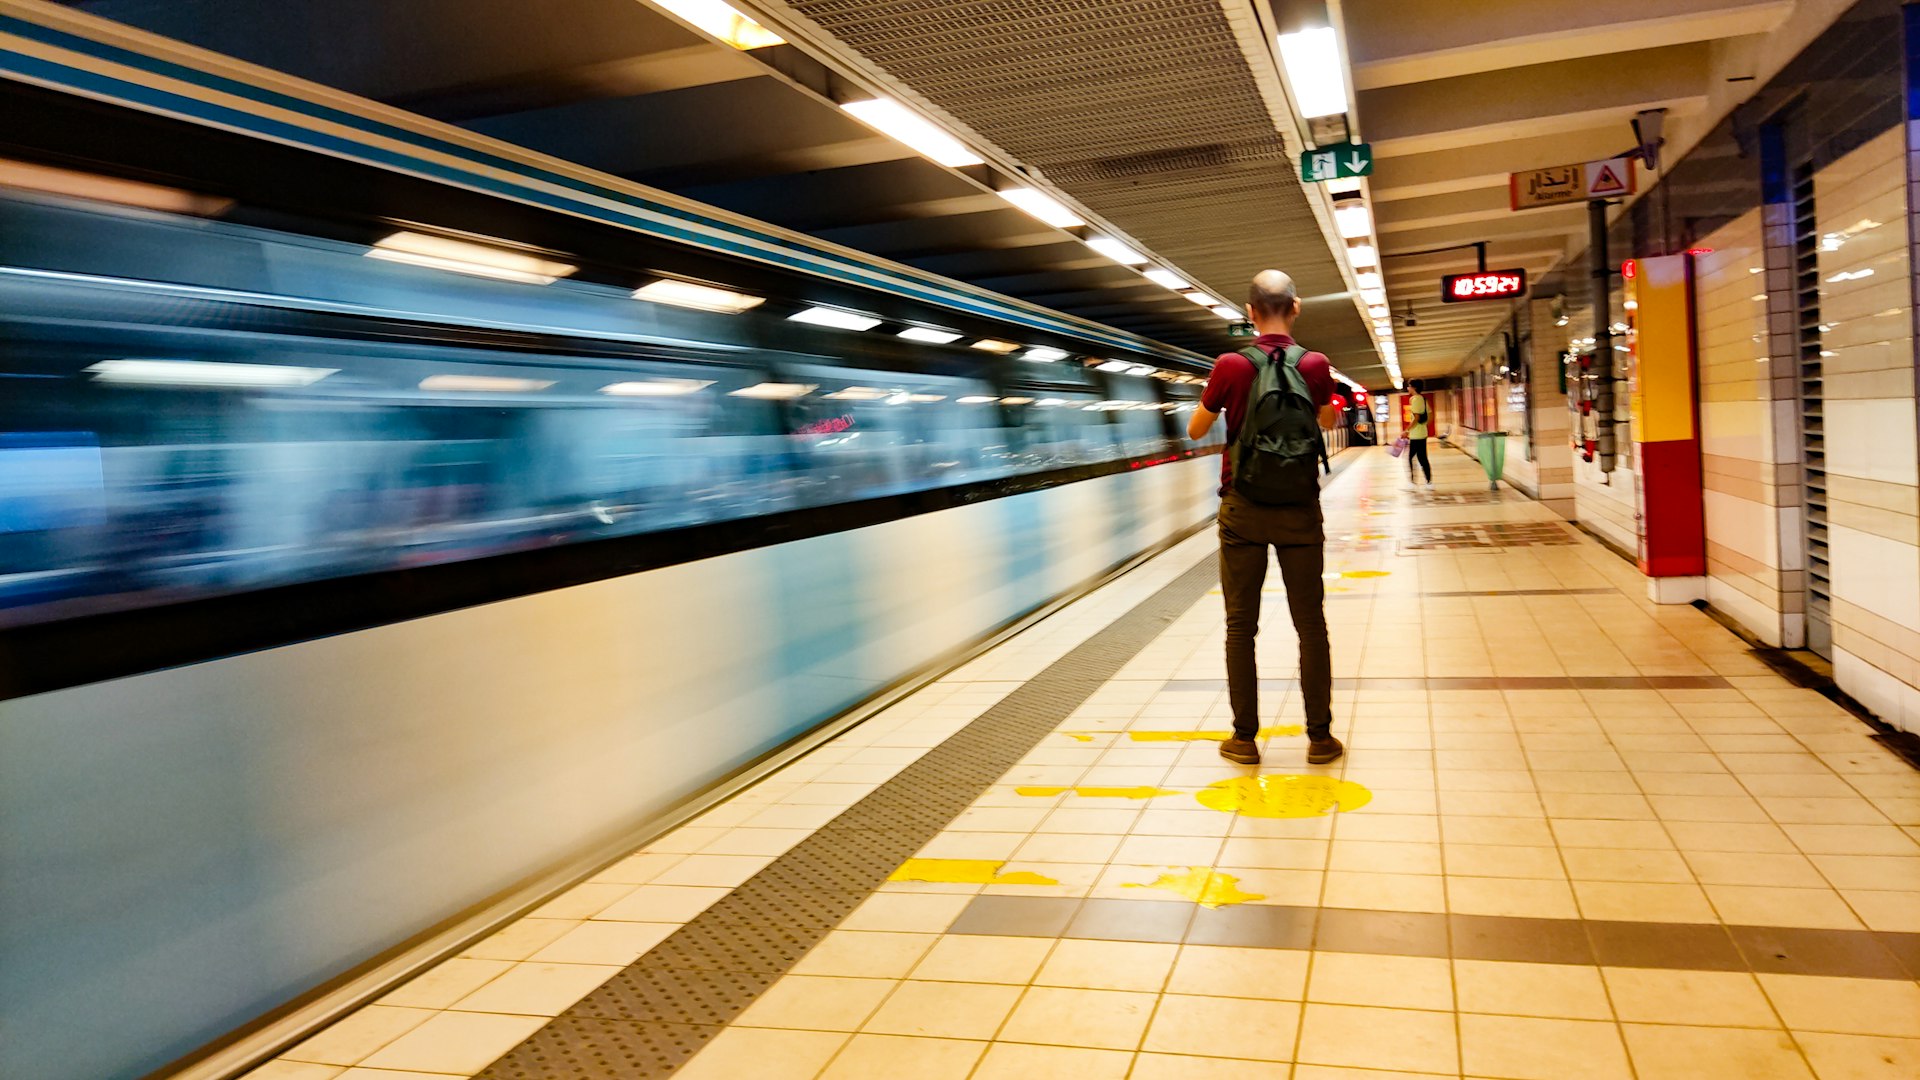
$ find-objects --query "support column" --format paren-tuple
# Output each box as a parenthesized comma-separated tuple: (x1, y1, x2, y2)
(1526, 299, 1576, 516)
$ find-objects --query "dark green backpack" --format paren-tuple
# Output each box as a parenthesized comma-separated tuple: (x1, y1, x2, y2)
(1230, 344, 1325, 506)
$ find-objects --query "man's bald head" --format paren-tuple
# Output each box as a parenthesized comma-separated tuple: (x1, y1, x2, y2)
(1248, 270, 1300, 327)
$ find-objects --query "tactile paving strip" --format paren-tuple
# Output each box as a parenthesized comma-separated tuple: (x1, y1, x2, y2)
(476, 550, 1221, 1077)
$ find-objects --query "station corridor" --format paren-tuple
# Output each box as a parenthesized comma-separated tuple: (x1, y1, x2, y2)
(252, 446, 1920, 1080)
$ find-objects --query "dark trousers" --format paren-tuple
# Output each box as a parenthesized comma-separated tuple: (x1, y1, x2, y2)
(1218, 493, 1333, 741)
(1408, 438, 1431, 482)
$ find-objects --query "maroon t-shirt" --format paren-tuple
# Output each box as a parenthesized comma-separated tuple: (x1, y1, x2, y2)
(1201, 333, 1336, 493)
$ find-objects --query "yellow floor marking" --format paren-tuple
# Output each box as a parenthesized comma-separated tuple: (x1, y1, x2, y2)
(1194, 774, 1372, 817)
(1125, 725, 1304, 742)
(888, 858, 1058, 886)
(1340, 570, 1391, 579)
(1125, 867, 1266, 908)
(1015, 785, 1183, 800)
(1059, 732, 1096, 742)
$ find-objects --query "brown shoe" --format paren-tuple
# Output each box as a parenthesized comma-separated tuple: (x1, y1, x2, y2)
(1218, 737, 1261, 765)
(1306, 735, 1345, 764)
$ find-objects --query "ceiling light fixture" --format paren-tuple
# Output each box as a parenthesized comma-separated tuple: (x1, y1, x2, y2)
(1333, 203, 1372, 240)
(789, 306, 882, 331)
(996, 187, 1084, 228)
(419, 374, 555, 393)
(1142, 268, 1190, 290)
(1086, 237, 1149, 265)
(1347, 244, 1379, 269)
(652, 0, 784, 49)
(897, 326, 963, 344)
(1276, 27, 1349, 119)
(632, 279, 764, 313)
(970, 339, 1021, 353)
(1022, 346, 1069, 362)
(600, 378, 715, 396)
(1211, 305, 1241, 320)
(368, 231, 576, 284)
(841, 97, 984, 167)
(1182, 291, 1222, 308)
(732, 382, 818, 399)
(1355, 271, 1383, 291)
(87, 359, 337, 389)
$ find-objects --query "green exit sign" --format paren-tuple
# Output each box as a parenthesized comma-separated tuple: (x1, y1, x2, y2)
(1228, 321, 1256, 338)
(1301, 142, 1372, 183)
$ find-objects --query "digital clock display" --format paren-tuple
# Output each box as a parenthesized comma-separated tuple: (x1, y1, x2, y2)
(1440, 269, 1528, 303)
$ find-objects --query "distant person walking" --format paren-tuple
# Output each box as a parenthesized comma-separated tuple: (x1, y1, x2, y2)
(1187, 270, 1343, 767)
(1406, 380, 1432, 486)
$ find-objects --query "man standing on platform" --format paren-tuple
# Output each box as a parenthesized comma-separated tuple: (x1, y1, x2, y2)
(1187, 270, 1344, 767)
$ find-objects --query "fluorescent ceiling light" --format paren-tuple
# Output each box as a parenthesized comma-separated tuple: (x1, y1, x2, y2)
(1142, 268, 1190, 290)
(1022, 346, 1069, 362)
(1276, 27, 1349, 119)
(898, 326, 963, 343)
(600, 378, 714, 396)
(731, 382, 817, 399)
(825, 386, 890, 400)
(368, 231, 575, 284)
(996, 187, 1084, 228)
(1355, 271, 1383, 291)
(790, 306, 882, 331)
(1360, 288, 1386, 306)
(1368, 304, 1389, 318)
(1129, 363, 1156, 376)
(1182, 291, 1221, 307)
(1333, 203, 1372, 240)
(971, 339, 1020, 353)
(1325, 176, 1364, 196)
(1347, 244, 1379, 268)
(1001, 396, 1036, 405)
(652, 0, 784, 49)
(841, 98, 984, 167)
(958, 395, 998, 404)
(87, 359, 336, 388)
(1211, 305, 1241, 320)
(1086, 237, 1148, 265)
(887, 392, 945, 404)
(632, 279, 763, 313)
(1034, 398, 1068, 406)
(0, 157, 232, 216)
(1096, 360, 1132, 372)
(419, 374, 555, 393)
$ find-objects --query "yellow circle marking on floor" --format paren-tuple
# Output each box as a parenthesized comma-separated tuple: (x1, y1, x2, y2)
(889, 858, 1058, 887)
(1194, 774, 1372, 817)
(1124, 867, 1266, 908)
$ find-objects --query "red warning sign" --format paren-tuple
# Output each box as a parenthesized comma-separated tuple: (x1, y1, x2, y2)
(1584, 157, 1635, 198)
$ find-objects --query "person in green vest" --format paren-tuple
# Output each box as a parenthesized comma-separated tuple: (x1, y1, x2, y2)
(1406, 380, 1432, 486)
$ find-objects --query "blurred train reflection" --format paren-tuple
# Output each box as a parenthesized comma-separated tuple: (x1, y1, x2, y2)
(0, 191, 1208, 627)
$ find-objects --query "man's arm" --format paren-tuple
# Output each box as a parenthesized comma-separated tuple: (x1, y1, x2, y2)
(1318, 403, 1338, 430)
(1188, 406, 1218, 440)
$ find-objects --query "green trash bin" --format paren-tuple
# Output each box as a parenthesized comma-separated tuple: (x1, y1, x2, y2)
(1476, 431, 1508, 491)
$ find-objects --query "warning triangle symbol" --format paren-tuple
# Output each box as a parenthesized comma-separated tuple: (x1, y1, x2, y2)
(1590, 164, 1625, 194)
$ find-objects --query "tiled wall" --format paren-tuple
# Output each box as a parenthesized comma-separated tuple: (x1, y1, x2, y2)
(1814, 127, 1920, 728)
(1695, 210, 1801, 646)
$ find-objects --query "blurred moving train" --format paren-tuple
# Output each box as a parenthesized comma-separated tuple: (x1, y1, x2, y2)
(0, 190, 1209, 629)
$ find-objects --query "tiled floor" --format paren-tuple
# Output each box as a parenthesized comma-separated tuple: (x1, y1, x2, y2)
(247, 447, 1920, 1080)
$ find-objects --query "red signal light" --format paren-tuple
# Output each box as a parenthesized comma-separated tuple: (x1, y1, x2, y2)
(1621, 259, 1637, 279)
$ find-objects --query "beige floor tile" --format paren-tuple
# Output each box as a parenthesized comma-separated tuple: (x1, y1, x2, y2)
(1128, 1053, 1291, 1080)
(1783, 823, 1920, 856)
(1321, 870, 1447, 912)
(1296, 1003, 1459, 1073)
(1603, 967, 1779, 1027)
(1705, 884, 1864, 929)
(1446, 875, 1580, 918)
(1290, 1068, 1455, 1080)
(1840, 889, 1920, 932)
(1685, 850, 1826, 887)
(1140, 993, 1301, 1061)
(648, 852, 775, 887)
(792, 931, 936, 979)
(1460, 1013, 1632, 1080)
(282, 1006, 434, 1066)
(839, 892, 972, 933)
(1016, 832, 1123, 862)
(1035, 938, 1177, 992)
(817, 1033, 985, 1079)
(1164, 945, 1309, 1000)
(527, 920, 674, 965)
(1213, 866, 1325, 906)
(1443, 843, 1565, 879)
(527, 881, 637, 920)
(674, 1027, 848, 1080)
(1443, 816, 1558, 846)
(1327, 840, 1445, 876)
(1812, 854, 1920, 891)
(448, 961, 620, 1016)
(736, 974, 898, 1031)
(997, 985, 1156, 1050)
(1307, 952, 1453, 1011)
(910, 934, 1053, 984)
(1572, 880, 1717, 922)
(1621, 1023, 1813, 1080)
(335, 1069, 463, 1079)
(863, 980, 1022, 1039)
(1113, 834, 1226, 865)
(592, 884, 727, 923)
(1217, 836, 1330, 869)
(358, 1012, 547, 1075)
(460, 919, 579, 961)
(1667, 820, 1799, 853)
(1794, 1032, 1920, 1079)
(377, 958, 514, 1009)
(1561, 846, 1695, 884)
(1454, 959, 1611, 1019)
(1760, 974, 1920, 1037)
(969, 1042, 1132, 1080)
